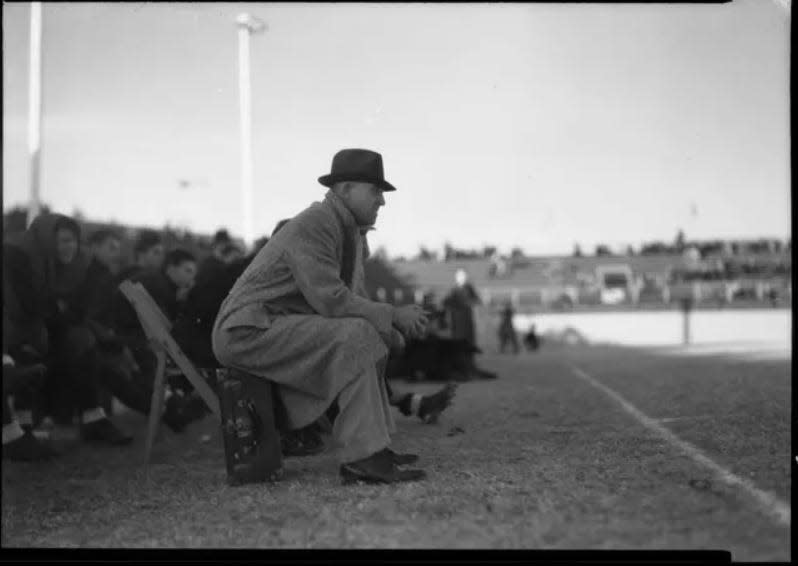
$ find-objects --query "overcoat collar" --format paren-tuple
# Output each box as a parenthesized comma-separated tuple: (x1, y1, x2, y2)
(323, 190, 358, 232)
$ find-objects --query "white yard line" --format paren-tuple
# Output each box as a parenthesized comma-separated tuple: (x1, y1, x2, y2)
(569, 365, 791, 528)
(656, 415, 715, 424)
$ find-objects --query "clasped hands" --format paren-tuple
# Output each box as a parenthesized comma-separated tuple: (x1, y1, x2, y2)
(392, 304, 430, 340)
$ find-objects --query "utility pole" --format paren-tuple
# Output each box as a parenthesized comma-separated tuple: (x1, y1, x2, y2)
(27, 2, 43, 227)
(235, 13, 266, 250)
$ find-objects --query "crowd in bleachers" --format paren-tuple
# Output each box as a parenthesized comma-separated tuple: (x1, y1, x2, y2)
(2, 211, 263, 461)
(670, 257, 791, 283)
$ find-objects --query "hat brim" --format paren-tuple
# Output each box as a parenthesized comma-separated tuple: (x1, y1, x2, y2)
(318, 174, 397, 192)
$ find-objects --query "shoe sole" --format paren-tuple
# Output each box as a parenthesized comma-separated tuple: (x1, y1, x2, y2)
(340, 467, 427, 485)
(283, 446, 326, 458)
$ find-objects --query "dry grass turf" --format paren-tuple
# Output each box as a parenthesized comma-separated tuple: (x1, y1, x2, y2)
(1, 343, 790, 559)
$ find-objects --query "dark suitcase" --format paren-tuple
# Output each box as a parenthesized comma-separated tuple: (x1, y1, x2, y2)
(216, 368, 283, 486)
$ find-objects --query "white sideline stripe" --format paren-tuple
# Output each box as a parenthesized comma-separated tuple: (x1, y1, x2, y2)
(569, 365, 791, 528)
(656, 415, 714, 423)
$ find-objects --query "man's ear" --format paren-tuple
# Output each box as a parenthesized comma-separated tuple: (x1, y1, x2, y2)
(337, 181, 353, 196)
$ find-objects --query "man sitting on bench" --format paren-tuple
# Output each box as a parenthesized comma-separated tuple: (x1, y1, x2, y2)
(212, 148, 429, 485)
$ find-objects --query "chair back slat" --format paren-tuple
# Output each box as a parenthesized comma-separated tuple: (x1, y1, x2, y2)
(118, 280, 221, 419)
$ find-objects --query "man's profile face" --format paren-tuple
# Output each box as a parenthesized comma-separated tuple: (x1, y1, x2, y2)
(340, 182, 386, 226)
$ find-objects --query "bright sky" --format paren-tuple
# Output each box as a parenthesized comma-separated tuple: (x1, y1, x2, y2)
(2, 1, 791, 257)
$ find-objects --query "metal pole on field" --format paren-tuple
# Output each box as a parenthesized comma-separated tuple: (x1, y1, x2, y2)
(680, 297, 693, 346)
(27, 2, 43, 227)
(235, 13, 266, 250)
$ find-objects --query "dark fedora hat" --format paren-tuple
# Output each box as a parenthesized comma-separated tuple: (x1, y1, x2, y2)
(318, 148, 397, 192)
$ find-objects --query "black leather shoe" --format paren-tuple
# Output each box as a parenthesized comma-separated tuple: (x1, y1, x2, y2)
(2, 430, 59, 461)
(181, 393, 211, 421)
(382, 447, 419, 466)
(281, 427, 325, 458)
(162, 396, 190, 434)
(81, 418, 133, 446)
(340, 450, 426, 485)
(299, 425, 325, 451)
(418, 383, 458, 424)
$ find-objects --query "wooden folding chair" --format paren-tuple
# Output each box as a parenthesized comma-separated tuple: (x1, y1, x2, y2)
(118, 280, 221, 464)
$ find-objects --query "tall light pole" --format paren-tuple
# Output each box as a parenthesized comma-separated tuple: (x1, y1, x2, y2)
(235, 13, 266, 250)
(27, 2, 43, 227)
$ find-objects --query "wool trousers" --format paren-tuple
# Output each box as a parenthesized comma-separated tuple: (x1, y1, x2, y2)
(332, 354, 396, 463)
(213, 315, 397, 465)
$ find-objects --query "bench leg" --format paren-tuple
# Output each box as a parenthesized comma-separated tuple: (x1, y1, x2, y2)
(144, 349, 167, 465)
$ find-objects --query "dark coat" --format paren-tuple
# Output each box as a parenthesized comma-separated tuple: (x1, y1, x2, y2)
(442, 283, 481, 346)
(386, 335, 480, 382)
(117, 264, 143, 283)
(113, 268, 180, 339)
(172, 256, 251, 368)
(77, 259, 117, 329)
(195, 255, 227, 288)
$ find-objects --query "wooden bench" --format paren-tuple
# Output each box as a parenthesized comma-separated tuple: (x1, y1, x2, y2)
(118, 280, 221, 464)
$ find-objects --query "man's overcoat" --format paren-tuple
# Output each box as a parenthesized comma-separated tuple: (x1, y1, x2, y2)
(212, 191, 394, 429)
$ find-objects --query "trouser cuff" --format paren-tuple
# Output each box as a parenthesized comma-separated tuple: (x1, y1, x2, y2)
(338, 434, 390, 465)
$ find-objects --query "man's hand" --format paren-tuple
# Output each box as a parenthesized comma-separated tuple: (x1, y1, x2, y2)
(392, 304, 429, 340)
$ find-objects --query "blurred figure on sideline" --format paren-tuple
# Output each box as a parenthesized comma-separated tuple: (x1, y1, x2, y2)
(443, 269, 497, 379)
(524, 324, 541, 352)
(498, 301, 519, 354)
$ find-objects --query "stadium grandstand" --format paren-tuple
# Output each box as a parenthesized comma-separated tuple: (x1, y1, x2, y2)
(366, 239, 791, 313)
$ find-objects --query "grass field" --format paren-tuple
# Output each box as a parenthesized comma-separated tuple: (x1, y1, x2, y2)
(1, 343, 790, 560)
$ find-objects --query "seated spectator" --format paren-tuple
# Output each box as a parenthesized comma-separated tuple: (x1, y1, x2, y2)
(80, 228, 125, 414)
(181, 230, 245, 362)
(212, 150, 429, 485)
(3, 213, 132, 445)
(117, 248, 197, 333)
(118, 230, 164, 282)
(524, 324, 541, 352)
(113, 248, 206, 428)
(81, 229, 124, 345)
(196, 230, 236, 288)
(173, 251, 252, 370)
(78, 231, 195, 432)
